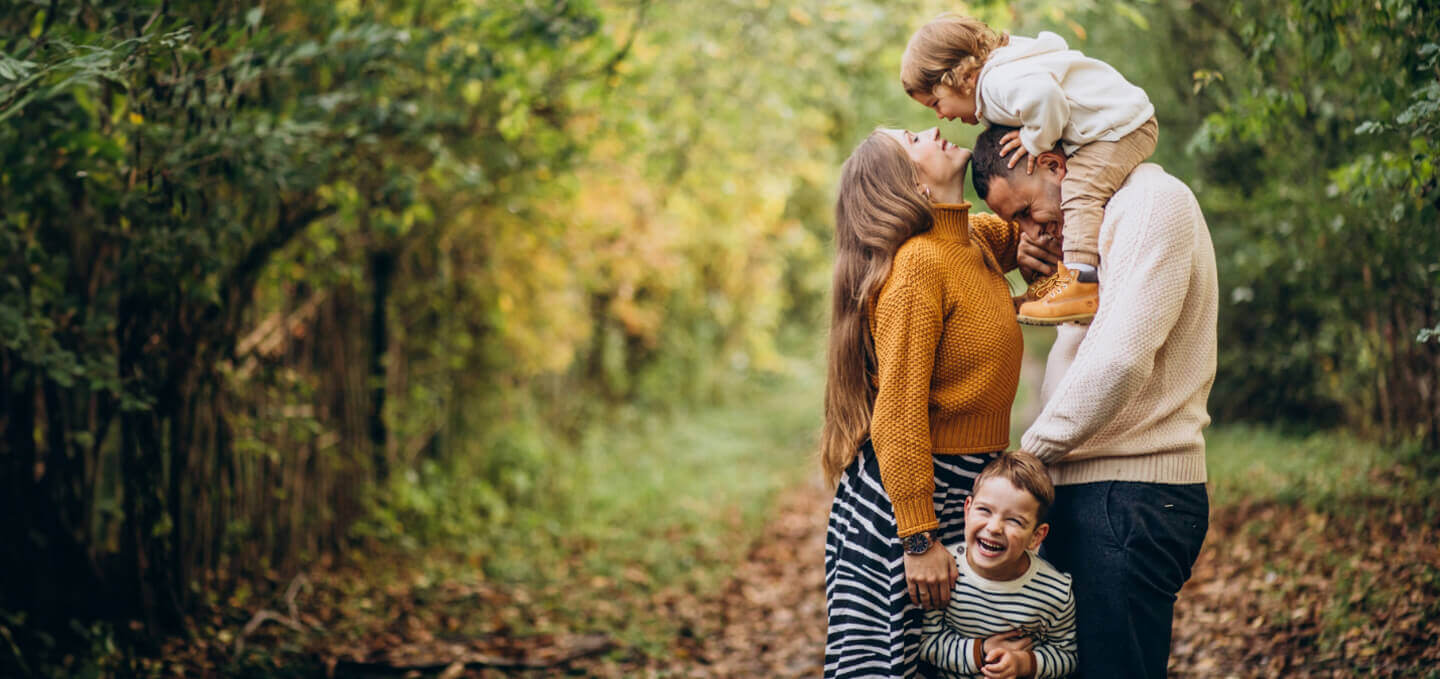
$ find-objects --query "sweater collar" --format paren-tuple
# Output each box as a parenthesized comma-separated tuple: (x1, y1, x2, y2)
(930, 202, 973, 244)
(954, 544, 1042, 593)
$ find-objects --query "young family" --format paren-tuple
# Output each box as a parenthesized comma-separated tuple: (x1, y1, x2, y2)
(821, 14, 1217, 679)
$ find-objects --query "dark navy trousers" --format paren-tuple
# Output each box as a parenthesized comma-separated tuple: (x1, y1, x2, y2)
(1040, 481, 1208, 678)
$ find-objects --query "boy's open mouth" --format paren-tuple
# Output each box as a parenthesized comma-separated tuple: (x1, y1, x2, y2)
(976, 537, 1006, 555)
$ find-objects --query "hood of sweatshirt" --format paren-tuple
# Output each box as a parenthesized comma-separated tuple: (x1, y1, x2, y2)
(985, 31, 1071, 68)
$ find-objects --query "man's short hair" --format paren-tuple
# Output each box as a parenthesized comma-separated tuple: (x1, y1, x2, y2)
(973, 451, 1054, 523)
(971, 124, 1023, 202)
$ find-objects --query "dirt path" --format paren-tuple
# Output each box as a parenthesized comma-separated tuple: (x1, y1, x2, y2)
(635, 485, 1438, 679)
(535, 479, 833, 678)
(321, 471, 1434, 678)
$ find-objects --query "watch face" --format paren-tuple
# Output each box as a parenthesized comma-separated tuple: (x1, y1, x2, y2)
(905, 532, 932, 554)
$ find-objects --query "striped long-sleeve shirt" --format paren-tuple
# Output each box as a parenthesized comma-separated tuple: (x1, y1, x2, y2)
(919, 545, 1077, 678)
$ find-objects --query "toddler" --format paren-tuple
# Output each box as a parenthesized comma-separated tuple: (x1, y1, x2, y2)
(918, 452, 1076, 678)
(901, 14, 1157, 325)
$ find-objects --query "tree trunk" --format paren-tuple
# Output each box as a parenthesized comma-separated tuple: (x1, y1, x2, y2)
(369, 247, 395, 483)
(1, 362, 38, 614)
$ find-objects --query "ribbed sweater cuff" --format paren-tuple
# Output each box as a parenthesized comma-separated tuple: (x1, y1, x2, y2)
(1021, 429, 1065, 465)
(893, 494, 939, 538)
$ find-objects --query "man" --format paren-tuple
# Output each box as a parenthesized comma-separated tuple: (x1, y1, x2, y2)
(972, 124, 1217, 678)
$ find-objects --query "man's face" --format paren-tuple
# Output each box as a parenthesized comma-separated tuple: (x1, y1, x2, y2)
(982, 158, 1066, 241)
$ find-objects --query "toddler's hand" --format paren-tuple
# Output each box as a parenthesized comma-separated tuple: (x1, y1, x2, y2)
(998, 131, 1037, 175)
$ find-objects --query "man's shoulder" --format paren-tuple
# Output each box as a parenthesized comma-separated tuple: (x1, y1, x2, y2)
(1115, 163, 1197, 207)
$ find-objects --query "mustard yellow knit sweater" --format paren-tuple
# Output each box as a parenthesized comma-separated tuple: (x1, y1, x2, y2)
(869, 203, 1023, 537)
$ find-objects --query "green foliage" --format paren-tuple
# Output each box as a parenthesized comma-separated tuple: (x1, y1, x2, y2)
(0, 0, 622, 631)
(1185, 0, 1438, 439)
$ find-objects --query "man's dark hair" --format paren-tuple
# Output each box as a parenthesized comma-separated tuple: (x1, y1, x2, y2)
(971, 124, 1022, 202)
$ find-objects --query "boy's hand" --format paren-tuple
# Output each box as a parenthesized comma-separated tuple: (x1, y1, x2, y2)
(998, 131, 1037, 175)
(981, 647, 1035, 679)
(984, 630, 1033, 653)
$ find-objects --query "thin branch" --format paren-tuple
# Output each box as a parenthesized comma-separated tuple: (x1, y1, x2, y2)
(224, 201, 338, 297)
(234, 574, 321, 653)
(596, 0, 651, 80)
(139, 0, 165, 35)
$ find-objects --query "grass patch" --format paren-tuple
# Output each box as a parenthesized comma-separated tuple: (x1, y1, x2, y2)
(501, 360, 821, 584)
(1206, 424, 1439, 509)
(471, 358, 824, 649)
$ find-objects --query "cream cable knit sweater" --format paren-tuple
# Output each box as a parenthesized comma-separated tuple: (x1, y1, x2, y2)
(1020, 164, 1218, 486)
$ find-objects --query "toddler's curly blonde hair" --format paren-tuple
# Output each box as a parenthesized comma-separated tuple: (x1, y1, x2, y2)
(900, 14, 1009, 98)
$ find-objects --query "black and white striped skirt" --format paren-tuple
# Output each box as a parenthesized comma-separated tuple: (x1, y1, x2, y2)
(823, 441, 996, 679)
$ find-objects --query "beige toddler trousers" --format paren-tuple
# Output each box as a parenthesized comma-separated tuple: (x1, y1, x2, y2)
(1060, 117, 1159, 266)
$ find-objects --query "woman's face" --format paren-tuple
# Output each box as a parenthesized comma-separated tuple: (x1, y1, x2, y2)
(882, 127, 969, 195)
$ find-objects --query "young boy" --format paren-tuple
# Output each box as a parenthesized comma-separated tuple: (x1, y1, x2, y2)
(918, 452, 1077, 679)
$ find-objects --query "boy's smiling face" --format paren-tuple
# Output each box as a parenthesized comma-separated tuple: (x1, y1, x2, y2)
(963, 476, 1050, 581)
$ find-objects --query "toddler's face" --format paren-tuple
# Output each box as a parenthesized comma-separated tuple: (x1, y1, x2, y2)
(963, 477, 1048, 580)
(911, 82, 979, 125)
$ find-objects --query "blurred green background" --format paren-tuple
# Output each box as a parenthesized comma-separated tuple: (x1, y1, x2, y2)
(1, 0, 1436, 676)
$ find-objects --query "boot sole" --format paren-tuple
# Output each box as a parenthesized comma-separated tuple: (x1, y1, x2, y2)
(1017, 313, 1094, 326)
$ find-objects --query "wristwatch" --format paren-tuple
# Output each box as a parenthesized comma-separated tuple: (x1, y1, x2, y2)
(902, 530, 936, 555)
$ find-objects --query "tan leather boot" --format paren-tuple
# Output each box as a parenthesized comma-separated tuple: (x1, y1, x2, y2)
(1017, 262, 1098, 325)
(1023, 270, 1064, 301)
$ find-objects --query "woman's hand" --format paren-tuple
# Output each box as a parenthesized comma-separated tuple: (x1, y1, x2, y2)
(903, 539, 958, 610)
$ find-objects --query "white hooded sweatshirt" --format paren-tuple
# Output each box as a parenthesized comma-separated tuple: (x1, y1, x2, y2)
(975, 32, 1154, 157)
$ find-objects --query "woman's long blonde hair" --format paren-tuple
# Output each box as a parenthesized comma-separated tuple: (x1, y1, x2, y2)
(900, 14, 1009, 98)
(820, 131, 935, 486)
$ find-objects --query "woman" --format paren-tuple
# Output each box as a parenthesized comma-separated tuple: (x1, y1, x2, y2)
(821, 127, 1029, 678)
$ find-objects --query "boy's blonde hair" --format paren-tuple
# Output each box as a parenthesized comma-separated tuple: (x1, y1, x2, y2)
(900, 14, 1009, 98)
(973, 452, 1054, 523)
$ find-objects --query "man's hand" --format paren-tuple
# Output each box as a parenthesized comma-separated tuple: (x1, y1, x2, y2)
(998, 130, 1037, 175)
(1018, 232, 1063, 282)
(981, 647, 1035, 679)
(904, 539, 959, 610)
